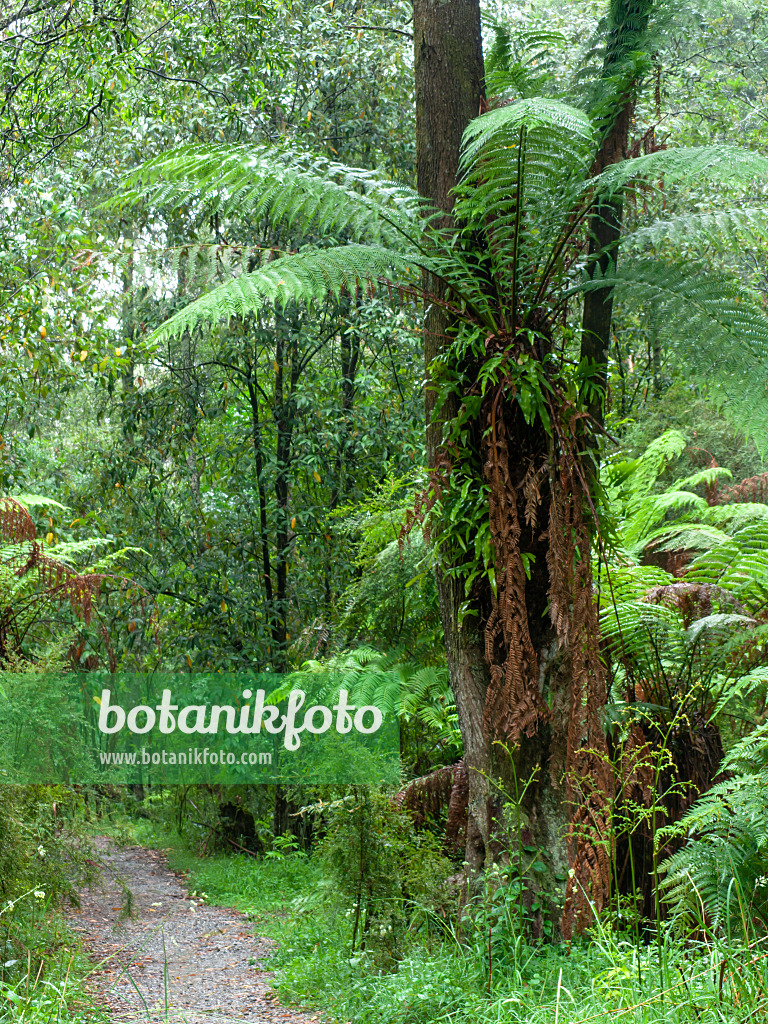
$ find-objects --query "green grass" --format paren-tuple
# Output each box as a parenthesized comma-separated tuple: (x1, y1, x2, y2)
(0, 902, 111, 1024)
(91, 808, 768, 1024)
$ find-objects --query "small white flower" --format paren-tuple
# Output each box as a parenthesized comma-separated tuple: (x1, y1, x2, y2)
(33, 891, 45, 900)
(37, 845, 46, 858)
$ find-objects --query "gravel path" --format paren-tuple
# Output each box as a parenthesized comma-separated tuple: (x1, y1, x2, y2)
(69, 838, 318, 1024)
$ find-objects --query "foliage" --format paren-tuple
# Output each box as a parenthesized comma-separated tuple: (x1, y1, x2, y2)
(661, 723, 768, 935)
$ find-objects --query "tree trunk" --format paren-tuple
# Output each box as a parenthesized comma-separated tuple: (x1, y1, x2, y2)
(412, 0, 609, 938)
(413, 0, 496, 875)
(580, 0, 654, 430)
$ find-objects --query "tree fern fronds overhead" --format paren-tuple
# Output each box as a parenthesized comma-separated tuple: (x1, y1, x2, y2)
(115, 144, 423, 248)
(593, 261, 768, 452)
(147, 244, 422, 346)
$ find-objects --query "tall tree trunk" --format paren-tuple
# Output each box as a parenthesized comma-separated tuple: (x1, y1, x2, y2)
(413, 0, 495, 875)
(580, 0, 654, 430)
(120, 221, 136, 434)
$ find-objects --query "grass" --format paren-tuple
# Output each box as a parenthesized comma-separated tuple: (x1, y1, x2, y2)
(0, 900, 111, 1024)
(90, 805, 768, 1024)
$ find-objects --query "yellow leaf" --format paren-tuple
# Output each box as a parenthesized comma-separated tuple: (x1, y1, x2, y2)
(93, 695, 102, 706)
(45, 532, 54, 543)
(221, 600, 227, 613)
(79, 350, 88, 362)
(186, 655, 192, 667)
(115, 347, 121, 356)
(313, 471, 321, 483)
(273, 360, 279, 372)
(39, 326, 46, 339)
(290, 516, 297, 529)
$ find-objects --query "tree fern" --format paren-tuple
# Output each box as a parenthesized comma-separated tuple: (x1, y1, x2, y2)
(117, 95, 768, 456)
(660, 723, 768, 933)
(117, 144, 422, 248)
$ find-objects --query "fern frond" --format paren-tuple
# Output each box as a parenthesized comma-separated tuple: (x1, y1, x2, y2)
(685, 522, 768, 615)
(10, 494, 69, 513)
(659, 725, 768, 931)
(597, 563, 674, 610)
(459, 98, 594, 173)
(595, 146, 768, 199)
(707, 503, 768, 531)
(147, 244, 421, 345)
(595, 261, 768, 451)
(642, 522, 731, 554)
(627, 206, 768, 253)
(484, 25, 566, 99)
(117, 144, 422, 249)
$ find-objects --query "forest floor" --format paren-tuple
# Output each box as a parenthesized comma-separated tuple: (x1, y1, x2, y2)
(68, 837, 320, 1024)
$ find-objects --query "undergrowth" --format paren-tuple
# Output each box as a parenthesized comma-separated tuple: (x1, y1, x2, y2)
(0, 785, 105, 1024)
(112, 802, 768, 1024)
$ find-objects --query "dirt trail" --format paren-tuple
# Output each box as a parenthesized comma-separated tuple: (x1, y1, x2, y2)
(69, 838, 317, 1024)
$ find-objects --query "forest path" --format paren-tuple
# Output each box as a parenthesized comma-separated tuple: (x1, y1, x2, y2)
(69, 837, 317, 1024)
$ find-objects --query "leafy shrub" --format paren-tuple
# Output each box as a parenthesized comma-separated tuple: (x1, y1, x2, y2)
(317, 788, 454, 962)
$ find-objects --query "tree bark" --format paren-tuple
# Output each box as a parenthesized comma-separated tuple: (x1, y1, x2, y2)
(580, 0, 654, 430)
(414, 0, 497, 874)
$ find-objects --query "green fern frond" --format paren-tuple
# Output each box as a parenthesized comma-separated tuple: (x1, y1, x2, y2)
(675, 467, 733, 492)
(620, 489, 708, 553)
(642, 522, 731, 554)
(458, 97, 594, 174)
(598, 564, 673, 610)
(484, 25, 566, 99)
(148, 244, 421, 345)
(595, 145, 768, 199)
(627, 206, 768, 253)
(116, 144, 422, 248)
(659, 724, 768, 930)
(686, 522, 768, 614)
(604, 429, 688, 497)
(10, 494, 69, 513)
(595, 261, 768, 451)
(707, 502, 768, 531)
